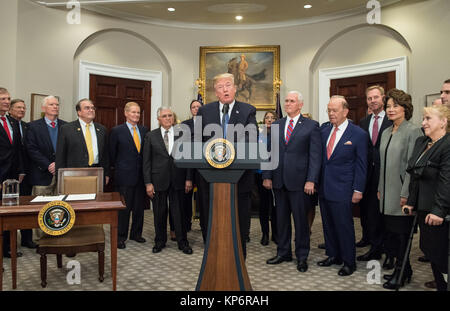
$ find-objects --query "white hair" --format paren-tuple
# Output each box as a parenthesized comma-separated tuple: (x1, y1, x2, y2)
(157, 106, 173, 117)
(288, 91, 303, 102)
(42, 95, 59, 107)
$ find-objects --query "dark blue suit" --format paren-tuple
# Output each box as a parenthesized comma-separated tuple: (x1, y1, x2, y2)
(319, 121, 368, 266)
(196, 100, 257, 256)
(263, 115, 321, 260)
(26, 118, 67, 186)
(109, 123, 148, 242)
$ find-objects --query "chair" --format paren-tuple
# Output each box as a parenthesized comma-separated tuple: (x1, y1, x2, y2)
(36, 167, 106, 288)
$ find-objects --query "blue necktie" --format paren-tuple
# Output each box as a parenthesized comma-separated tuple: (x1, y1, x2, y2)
(222, 104, 230, 138)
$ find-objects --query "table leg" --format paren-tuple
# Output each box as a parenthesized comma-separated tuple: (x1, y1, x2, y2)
(11, 230, 17, 289)
(110, 222, 118, 291)
(0, 229, 3, 291)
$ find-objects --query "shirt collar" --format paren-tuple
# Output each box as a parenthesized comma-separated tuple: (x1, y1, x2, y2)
(287, 112, 301, 125)
(78, 118, 93, 128)
(336, 119, 349, 131)
(219, 100, 235, 113)
(373, 110, 386, 119)
(45, 117, 57, 126)
(126, 121, 138, 130)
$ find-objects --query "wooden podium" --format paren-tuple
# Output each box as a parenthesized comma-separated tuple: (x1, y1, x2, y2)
(175, 141, 260, 291)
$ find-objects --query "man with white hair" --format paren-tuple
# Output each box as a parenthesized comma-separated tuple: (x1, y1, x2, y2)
(263, 91, 322, 273)
(143, 107, 193, 255)
(26, 96, 67, 194)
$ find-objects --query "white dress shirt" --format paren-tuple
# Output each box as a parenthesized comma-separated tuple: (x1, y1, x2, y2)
(78, 118, 99, 165)
(326, 119, 349, 155)
(160, 126, 174, 154)
(219, 100, 235, 124)
(368, 110, 386, 141)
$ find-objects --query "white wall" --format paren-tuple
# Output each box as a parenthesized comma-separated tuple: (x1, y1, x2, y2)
(2, 0, 449, 125)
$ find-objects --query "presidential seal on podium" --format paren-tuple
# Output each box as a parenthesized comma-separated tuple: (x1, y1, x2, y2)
(204, 138, 235, 169)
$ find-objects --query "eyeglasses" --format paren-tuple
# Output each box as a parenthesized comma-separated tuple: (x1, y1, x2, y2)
(83, 106, 96, 111)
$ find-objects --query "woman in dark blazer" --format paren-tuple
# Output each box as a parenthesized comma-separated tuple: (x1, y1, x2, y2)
(256, 110, 278, 245)
(404, 105, 450, 291)
(377, 89, 423, 289)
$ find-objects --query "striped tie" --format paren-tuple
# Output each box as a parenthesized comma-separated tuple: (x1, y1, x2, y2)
(285, 119, 294, 144)
(85, 123, 94, 166)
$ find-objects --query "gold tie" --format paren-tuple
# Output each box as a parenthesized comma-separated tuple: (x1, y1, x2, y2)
(133, 126, 141, 152)
(85, 123, 94, 166)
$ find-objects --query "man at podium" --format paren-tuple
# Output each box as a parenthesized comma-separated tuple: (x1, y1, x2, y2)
(196, 73, 257, 258)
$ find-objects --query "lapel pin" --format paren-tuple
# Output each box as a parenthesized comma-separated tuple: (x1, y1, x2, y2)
(236, 110, 239, 114)
(77, 128, 81, 131)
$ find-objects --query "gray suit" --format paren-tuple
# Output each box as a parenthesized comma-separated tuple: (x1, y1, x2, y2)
(378, 120, 422, 216)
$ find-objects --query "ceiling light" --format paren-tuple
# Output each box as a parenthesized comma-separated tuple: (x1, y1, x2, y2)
(167, 8, 175, 12)
(304, 4, 312, 9)
(235, 15, 243, 21)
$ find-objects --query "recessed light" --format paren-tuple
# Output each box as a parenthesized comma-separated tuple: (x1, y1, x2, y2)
(235, 15, 243, 21)
(167, 7, 175, 12)
(304, 4, 312, 9)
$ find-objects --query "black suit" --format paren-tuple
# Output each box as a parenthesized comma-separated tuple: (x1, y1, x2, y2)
(10, 117, 34, 245)
(143, 127, 192, 249)
(109, 123, 148, 242)
(55, 120, 110, 178)
(406, 134, 450, 290)
(196, 100, 257, 257)
(358, 113, 392, 249)
(26, 118, 67, 186)
(1, 114, 23, 254)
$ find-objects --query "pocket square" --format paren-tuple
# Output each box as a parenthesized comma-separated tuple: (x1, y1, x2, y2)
(344, 141, 352, 145)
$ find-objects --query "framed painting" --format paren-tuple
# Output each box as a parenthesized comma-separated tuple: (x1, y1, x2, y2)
(199, 45, 280, 110)
(425, 93, 441, 107)
(30, 93, 59, 121)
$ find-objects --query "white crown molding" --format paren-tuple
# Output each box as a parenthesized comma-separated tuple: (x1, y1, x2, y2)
(34, 0, 402, 30)
(79, 60, 162, 129)
(318, 56, 408, 125)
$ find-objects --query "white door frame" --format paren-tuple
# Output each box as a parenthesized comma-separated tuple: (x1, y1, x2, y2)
(318, 56, 407, 124)
(79, 60, 162, 129)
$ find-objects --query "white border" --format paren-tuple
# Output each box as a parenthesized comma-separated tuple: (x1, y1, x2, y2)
(79, 60, 162, 129)
(318, 56, 407, 124)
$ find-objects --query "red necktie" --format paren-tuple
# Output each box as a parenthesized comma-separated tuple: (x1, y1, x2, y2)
(285, 119, 294, 144)
(1, 116, 12, 144)
(51, 121, 56, 128)
(327, 127, 339, 159)
(372, 115, 379, 146)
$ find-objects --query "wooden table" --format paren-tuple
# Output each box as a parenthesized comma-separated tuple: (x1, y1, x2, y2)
(0, 192, 125, 291)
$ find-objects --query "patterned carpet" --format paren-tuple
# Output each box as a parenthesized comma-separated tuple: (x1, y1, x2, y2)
(2, 208, 437, 291)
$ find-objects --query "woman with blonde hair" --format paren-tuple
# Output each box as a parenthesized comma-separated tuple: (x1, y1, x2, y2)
(403, 105, 450, 291)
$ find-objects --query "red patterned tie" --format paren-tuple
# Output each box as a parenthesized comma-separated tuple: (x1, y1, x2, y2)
(51, 121, 56, 128)
(285, 119, 294, 144)
(372, 115, 379, 146)
(326, 127, 339, 159)
(1, 116, 12, 144)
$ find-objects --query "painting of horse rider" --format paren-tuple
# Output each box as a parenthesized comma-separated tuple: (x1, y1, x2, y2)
(199, 45, 280, 110)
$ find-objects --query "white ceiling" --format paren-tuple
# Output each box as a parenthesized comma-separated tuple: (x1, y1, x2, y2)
(33, 0, 421, 29)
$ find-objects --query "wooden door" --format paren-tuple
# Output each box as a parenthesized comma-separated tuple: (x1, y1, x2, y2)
(89, 74, 152, 131)
(330, 71, 395, 126)
(89, 74, 151, 198)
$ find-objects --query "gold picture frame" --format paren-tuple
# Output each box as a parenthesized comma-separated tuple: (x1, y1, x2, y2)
(30, 93, 60, 121)
(199, 45, 280, 110)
